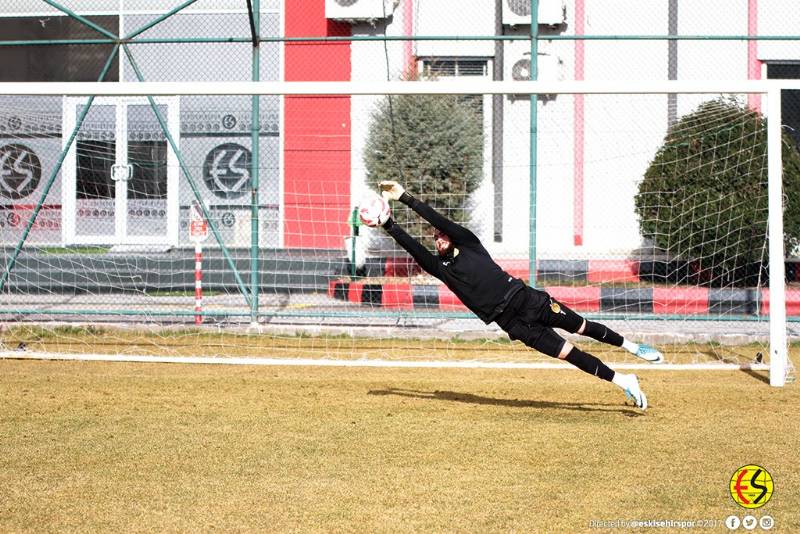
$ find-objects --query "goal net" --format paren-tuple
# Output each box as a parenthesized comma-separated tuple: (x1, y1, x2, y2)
(0, 80, 793, 384)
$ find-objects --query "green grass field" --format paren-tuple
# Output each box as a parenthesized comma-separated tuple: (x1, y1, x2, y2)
(1, 359, 797, 532)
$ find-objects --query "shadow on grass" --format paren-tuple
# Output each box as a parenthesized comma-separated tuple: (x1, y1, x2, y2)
(740, 368, 770, 385)
(368, 388, 643, 416)
(699, 348, 770, 385)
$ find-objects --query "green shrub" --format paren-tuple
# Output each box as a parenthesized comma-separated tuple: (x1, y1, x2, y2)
(363, 93, 483, 240)
(635, 98, 800, 286)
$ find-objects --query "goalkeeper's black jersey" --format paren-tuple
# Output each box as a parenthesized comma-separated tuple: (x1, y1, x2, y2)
(384, 194, 524, 324)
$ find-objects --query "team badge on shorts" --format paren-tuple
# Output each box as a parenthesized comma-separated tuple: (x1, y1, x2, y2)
(550, 299, 563, 314)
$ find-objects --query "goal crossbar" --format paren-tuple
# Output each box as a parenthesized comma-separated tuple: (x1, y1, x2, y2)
(2, 80, 800, 97)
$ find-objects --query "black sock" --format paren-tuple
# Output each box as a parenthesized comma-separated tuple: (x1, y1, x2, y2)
(564, 347, 615, 382)
(583, 321, 623, 347)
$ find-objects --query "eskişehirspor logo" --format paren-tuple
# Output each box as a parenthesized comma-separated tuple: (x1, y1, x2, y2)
(0, 144, 41, 200)
(729, 465, 773, 509)
(202, 143, 251, 199)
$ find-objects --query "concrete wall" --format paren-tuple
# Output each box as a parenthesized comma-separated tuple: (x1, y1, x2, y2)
(2, 1, 797, 258)
(344, 0, 795, 262)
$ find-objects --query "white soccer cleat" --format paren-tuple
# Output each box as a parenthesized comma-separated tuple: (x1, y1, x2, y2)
(635, 343, 664, 364)
(621, 374, 648, 411)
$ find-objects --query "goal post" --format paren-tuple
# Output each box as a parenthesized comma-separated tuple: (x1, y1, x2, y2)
(0, 79, 795, 385)
(767, 86, 788, 387)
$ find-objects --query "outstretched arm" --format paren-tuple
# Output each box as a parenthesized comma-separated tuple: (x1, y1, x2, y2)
(382, 218, 443, 280)
(380, 181, 479, 245)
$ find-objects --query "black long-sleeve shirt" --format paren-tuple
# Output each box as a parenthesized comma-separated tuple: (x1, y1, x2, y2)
(384, 193, 524, 324)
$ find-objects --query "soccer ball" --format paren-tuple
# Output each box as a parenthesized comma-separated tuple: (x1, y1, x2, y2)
(358, 194, 391, 227)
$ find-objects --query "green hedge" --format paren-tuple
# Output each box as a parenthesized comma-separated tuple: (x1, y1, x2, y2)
(364, 93, 483, 240)
(635, 98, 800, 286)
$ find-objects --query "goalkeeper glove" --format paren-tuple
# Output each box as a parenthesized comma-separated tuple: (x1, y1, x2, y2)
(379, 180, 405, 201)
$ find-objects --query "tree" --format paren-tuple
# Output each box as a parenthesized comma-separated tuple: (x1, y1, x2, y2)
(635, 98, 800, 286)
(363, 93, 484, 241)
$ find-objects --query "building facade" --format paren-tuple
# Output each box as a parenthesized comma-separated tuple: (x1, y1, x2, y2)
(1, 0, 798, 265)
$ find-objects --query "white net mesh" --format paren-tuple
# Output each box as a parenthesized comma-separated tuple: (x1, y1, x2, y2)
(0, 84, 794, 374)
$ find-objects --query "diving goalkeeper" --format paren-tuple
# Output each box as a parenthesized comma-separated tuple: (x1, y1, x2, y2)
(378, 180, 663, 411)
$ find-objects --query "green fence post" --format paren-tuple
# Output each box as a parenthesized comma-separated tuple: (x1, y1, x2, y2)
(529, 0, 539, 288)
(249, 0, 261, 326)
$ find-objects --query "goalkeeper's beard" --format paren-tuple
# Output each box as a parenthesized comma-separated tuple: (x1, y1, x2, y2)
(435, 235, 453, 257)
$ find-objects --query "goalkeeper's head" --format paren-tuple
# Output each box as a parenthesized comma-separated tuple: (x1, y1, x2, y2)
(433, 228, 453, 257)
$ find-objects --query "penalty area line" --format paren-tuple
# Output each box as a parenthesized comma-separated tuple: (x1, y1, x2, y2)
(0, 351, 770, 371)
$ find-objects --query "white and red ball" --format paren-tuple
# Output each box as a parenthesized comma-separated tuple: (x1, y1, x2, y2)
(358, 194, 391, 227)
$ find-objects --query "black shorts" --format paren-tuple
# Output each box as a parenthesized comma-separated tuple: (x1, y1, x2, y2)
(494, 286, 584, 358)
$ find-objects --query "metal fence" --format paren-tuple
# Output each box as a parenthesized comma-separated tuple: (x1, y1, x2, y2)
(1, 0, 799, 334)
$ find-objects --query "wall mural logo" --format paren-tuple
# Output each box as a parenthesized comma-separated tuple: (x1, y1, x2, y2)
(7, 116, 22, 130)
(221, 212, 236, 228)
(203, 143, 251, 199)
(0, 144, 42, 200)
(221, 114, 237, 130)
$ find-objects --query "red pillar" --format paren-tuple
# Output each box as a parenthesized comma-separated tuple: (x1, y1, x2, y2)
(284, 0, 352, 248)
(573, 0, 585, 247)
(747, 0, 761, 111)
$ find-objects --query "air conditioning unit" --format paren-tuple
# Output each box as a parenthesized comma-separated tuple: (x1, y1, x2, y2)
(509, 54, 561, 82)
(506, 44, 562, 98)
(325, 0, 398, 21)
(503, 0, 566, 27)
(511, 55, 531, 81)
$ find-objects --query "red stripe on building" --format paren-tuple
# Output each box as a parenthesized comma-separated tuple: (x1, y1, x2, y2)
(587, 260, 640, 283)
(760, 288, 800, 316)
(385, 257, 421, 277)
(747, 0, 761, 111)
(573, 0, 586, 246)
(327, 279, 339, 299)
(438, 286, 469, 311)
(652, 287, 709, 315)
(284, 0, 351, 248)
(347, 281, 363, 303)
(547, 286, 601, 312)
(496, 258, 530, 280)
(403, 0, 416, 77)
(382, 283, 413, 310)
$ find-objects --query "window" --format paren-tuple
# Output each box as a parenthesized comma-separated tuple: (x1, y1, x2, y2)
(767, 62, 800, 150)
(417, 57, 492, 238)
(0, 16, 119, 82)
(419, 58, 489, 119)
(421, 59, 488, 78)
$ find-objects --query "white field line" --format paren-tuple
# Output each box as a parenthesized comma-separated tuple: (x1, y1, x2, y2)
(0, 351, 770, 371)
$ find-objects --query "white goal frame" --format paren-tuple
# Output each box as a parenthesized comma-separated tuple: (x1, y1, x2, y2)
(0, 79, 795, 386)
